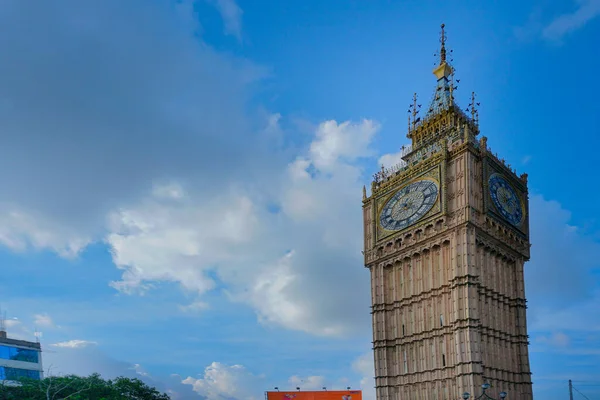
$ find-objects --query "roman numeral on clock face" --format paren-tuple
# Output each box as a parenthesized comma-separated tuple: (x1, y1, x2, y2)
(488, 174, 524, 227)
(379, 179, 439, 231)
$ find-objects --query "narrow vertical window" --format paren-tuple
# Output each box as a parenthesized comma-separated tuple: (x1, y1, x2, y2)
(402, 324, 405, 336)
(440, 314, 444, 327)
(440, 341, 446, 367)
(403, 350, 408, 374)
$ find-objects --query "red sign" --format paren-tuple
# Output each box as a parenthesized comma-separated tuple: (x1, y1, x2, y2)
(266, 390, 363, 400)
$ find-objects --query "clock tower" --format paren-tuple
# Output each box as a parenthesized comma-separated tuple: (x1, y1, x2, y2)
(362, 25, 533, 400)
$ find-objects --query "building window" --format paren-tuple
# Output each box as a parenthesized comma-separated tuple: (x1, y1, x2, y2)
(402, 324, 405, 336)
(440, 314, 444, 327)
(442, 354, 446, 367)
(403, 351, 408, 374)
(0, 345, 40, 364)
(0, 366, 41, 381)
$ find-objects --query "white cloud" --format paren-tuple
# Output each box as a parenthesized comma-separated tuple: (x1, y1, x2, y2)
(100, 118, 375, 337)
(52, 340, 97, 349)
(182, 362, 264, 400)
(131, 363, 150, 377)
(33, 314, 55, 328)
(0, 0, 267, 252)
(0, 208, 90, 258)
(106, 185, 259, 295)
(520, 194, 600, 369)
(543, 0, 600, 40)
(309, 119, 378, 171)
(378, 152, 404, 169)
(178, 300, 210, 313)
(526, 195, 600, 314)
(377, 144, 411, 170)
(4, 318, 20, 329)
(0, 0, 375, 340)
(352, 352, 375, 400)
(1, 317, 34, 341)
(241, 251, 307, 331)
(209, 0, 244, 40)
(152, 182, 186, 200)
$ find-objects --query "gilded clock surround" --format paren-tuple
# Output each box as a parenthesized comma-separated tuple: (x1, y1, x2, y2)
(362, 24, 533, 400)
(483, 157, 530, 237)
(488, 173, 525, 227)
(376, 167, 444, 242)
(379, 178, 440, 231)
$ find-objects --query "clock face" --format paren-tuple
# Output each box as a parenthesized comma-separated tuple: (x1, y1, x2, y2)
(379, 179, 439, 231)
(489, 174, 524, 226)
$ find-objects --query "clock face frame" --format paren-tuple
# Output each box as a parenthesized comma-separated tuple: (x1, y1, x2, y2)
(488, 173, 524, 227)
(379, 179, 439, 231)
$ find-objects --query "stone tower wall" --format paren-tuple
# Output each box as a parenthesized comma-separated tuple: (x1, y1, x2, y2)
(365, 142, 532, 400)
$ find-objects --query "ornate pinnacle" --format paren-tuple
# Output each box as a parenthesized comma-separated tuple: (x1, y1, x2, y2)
(408, 93, 422, 131)
(433, 24, 453, 79)
(520, 173, 528, 184)
(467, 92, 480, 126)
(480, 136, 487, 151)
(449, 72, 458, 102)
(439, 23, 447, 65)
(362, 185, 367, 200)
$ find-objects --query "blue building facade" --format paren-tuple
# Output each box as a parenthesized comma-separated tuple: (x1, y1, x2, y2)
(0, 330, 43, 382)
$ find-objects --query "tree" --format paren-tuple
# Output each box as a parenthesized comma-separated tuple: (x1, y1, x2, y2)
(111, 377, 170, 400)
(0, 373, 171, 400)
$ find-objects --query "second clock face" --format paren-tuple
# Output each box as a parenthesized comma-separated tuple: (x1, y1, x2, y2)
(380, 179, 439, 231)
(489, 173, 524, 226)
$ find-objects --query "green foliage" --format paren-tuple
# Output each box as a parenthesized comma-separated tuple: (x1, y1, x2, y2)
(0, 373, 171, 400)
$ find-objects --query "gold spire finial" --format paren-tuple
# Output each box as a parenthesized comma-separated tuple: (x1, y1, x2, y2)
(439, 23, 447, 65)
(433, 24, 453, 79)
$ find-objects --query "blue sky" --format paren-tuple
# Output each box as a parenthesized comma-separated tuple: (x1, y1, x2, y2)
(0, 0, 599, 399)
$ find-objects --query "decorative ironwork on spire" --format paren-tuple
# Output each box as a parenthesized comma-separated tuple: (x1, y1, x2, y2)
(425, 23, 457, 118)
(406, 24, 479, 151)
(466, 91, 480, 127)
(407, 93, 422, 131)
(439, 23, 447, 64)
